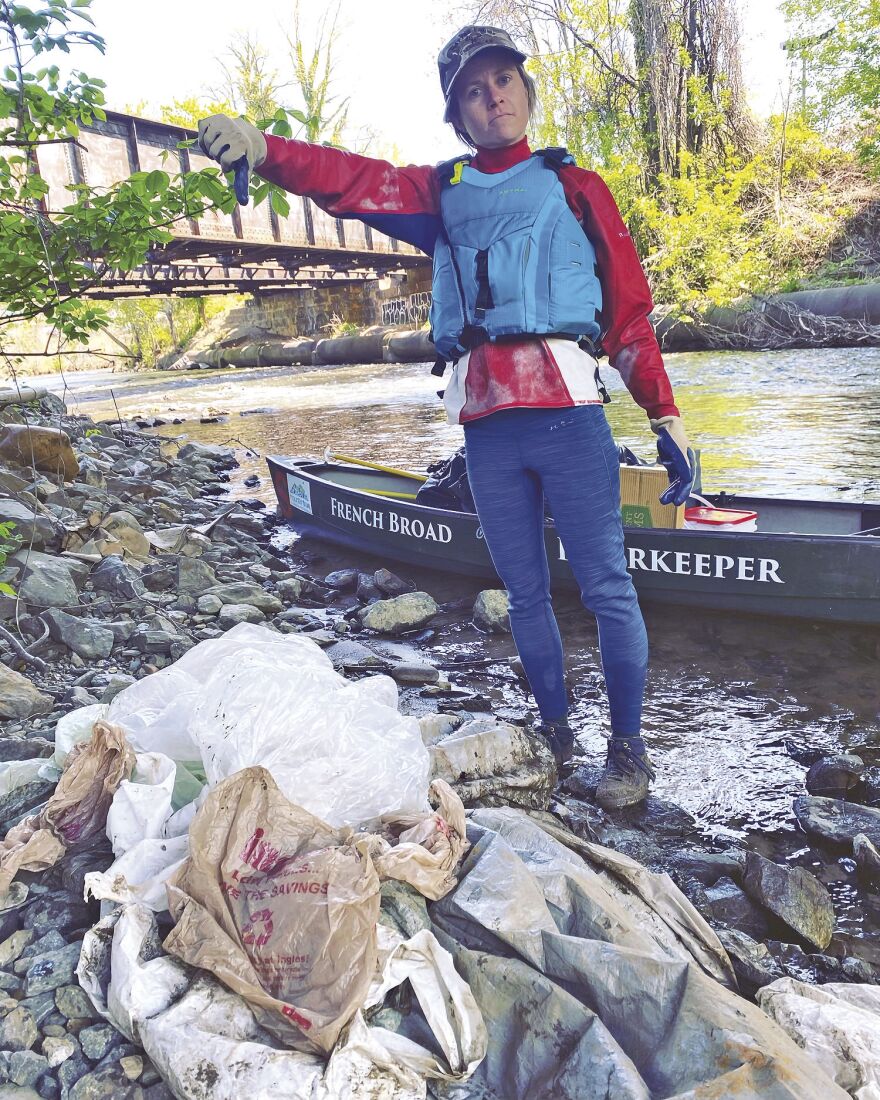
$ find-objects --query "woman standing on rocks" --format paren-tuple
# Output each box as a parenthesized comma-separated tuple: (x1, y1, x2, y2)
(198, 25, 695, 810)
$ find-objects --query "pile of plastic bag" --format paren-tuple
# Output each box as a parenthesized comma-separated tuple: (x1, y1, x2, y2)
(0, 622, 863, 1098)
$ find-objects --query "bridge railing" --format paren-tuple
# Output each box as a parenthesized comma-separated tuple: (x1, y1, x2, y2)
(33, 109, 419, 258)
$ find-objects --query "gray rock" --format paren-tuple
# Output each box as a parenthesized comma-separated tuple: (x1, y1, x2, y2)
(0, 1006, 38, 1051)
(388, 661, 440, 685)
(57, 1053, 91, 1097)
(22, 896, 91, 940)
(9, 1051, 49, 1088)
(0, 738, 53, 761)
(356, 572, 382, 602)
(0, 930, 34, 968)
(19, 930, 65, 962)
(99, 675, 136, 704)
(101, 621, 136, 646)
(0, 971, 21, 994)
(62, 686, 99, 708)
(54, 984, 96, 1022)
(473, 589, 510, 633)
(716, 927, 785, 990)
(275, 576, 303, 602)
(42, 1035, 77, 1068)
(0, 665, 53, 720)
(89, 559, 144, 601)
(669, 849, 745, 886)
(176, 442, 236, 468)
(373, 568, 412, 596)
(0, 500, 62, 552)
(0, 779, 55, 826)
(742, 850, 834, 950)
(10, 550, 83, 608)
(324, 568, 357, 590)
(195, 594, 222, 615)
(324, 639, 384, 670)
(23, 943, 80, 996)
(176, 557, 217, 596)
(41, 609, 114, 660)
(360, 592, 438, 635)
(131, 630, 181, 655)
(217, 603, 264, 628)
(77, 1025, 122, 1062)
(69, 1066, 145, 1099)
(794, 794, 880, 847)
(854, 832, 880, 878)
(805, 753, 865, 798)
(705, 876, 769, 940)
(204, 582, 281, 614)
(18, 993, 58, 1026)
(0, 1088, 42, 1100)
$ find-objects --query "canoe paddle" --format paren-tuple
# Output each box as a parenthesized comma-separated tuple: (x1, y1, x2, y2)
(324, 449, 428, 482)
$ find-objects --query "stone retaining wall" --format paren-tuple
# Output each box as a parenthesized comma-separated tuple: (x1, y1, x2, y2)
(242, 270, 433, 339)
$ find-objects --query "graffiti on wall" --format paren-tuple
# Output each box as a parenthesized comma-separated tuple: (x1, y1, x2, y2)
(381, 292, 431, 327)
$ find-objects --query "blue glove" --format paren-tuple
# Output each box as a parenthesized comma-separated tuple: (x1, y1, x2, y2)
(650, 416, 696, 507)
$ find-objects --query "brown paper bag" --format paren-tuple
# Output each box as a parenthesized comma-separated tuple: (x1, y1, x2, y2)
(164, 766, 381, 1054)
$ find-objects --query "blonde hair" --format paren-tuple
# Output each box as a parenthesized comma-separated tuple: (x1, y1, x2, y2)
(446, 62, 537, 149)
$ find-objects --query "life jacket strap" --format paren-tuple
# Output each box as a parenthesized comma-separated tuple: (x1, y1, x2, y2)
(473, 249, 494, 323)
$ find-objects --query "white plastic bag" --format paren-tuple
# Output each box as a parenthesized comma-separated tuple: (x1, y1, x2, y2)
(758, 978, 880, 1099)
(78, 904, 486, 1100)
(107, 623, 430, 827)
(106, 752, 177, 858)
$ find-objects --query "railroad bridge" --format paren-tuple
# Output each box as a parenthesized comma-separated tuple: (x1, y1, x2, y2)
(33, 109, 431, 299)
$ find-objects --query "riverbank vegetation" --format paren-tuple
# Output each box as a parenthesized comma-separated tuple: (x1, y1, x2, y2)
(467, 0, 878, 311)
(0, 0, 877, 377)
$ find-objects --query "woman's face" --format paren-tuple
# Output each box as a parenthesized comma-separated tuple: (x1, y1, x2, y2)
(455, 48, 529, 149)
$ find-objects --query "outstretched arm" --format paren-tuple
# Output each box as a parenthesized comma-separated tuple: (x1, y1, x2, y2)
(257, 135, 443, 255)
(198, 116, 442, 253)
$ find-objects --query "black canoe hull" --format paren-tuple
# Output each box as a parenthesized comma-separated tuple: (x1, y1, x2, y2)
(267, 456, 880, 626)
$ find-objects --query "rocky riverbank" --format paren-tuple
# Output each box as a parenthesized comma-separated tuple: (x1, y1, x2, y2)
(0, 394, 878, 1096)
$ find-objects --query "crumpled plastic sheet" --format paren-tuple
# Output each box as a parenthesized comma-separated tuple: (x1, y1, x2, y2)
(428, 717, 557, 810)
(0, 721, 134, 901)
(74, 623, 433, 910)
(77, 904, 486, 1100)
(758, 977, 880, 1100)
(106, 622, 431, 828)
(428, 807, 848, 1100)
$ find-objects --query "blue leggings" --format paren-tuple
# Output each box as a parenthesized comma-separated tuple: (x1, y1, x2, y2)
(463, 406, 648, 734)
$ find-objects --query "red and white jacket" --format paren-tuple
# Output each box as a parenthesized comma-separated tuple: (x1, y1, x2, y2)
(257, 134, 679, 426)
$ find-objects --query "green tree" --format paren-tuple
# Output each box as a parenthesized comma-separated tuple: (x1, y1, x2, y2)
(159, 95, 234, 130)
(286, 0, 349, 144)
(0, 0, 239, 351)
(215, 33, 281, 123)
(781, 0, 880, 166)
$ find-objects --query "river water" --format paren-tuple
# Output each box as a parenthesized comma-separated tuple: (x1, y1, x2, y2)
(35, 348, 880, 864)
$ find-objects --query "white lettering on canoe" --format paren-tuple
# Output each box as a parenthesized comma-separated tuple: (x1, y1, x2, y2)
(622, 546, 784, 584)
(330, 498, 451, 543)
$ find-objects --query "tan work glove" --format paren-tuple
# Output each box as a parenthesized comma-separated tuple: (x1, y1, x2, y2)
(197, 114, 267, 172)
(649, 415, 696, 506)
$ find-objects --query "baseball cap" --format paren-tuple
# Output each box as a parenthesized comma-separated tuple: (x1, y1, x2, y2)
(438, 25, 527, 121)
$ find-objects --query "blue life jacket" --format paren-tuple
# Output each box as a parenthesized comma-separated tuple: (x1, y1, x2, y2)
(429, 149, 603, 365)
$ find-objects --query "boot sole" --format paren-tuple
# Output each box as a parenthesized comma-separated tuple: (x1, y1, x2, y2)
(596, 788, 650, 811)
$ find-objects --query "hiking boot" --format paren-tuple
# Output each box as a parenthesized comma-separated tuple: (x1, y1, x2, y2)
(535, 719, 576, 769)
(595, 736, 655, 810)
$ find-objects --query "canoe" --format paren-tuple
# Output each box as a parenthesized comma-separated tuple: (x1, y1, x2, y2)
(267, 455, 880, 626)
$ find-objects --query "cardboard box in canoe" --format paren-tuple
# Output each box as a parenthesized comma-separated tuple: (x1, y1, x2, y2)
(619, 465, 684, 529)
